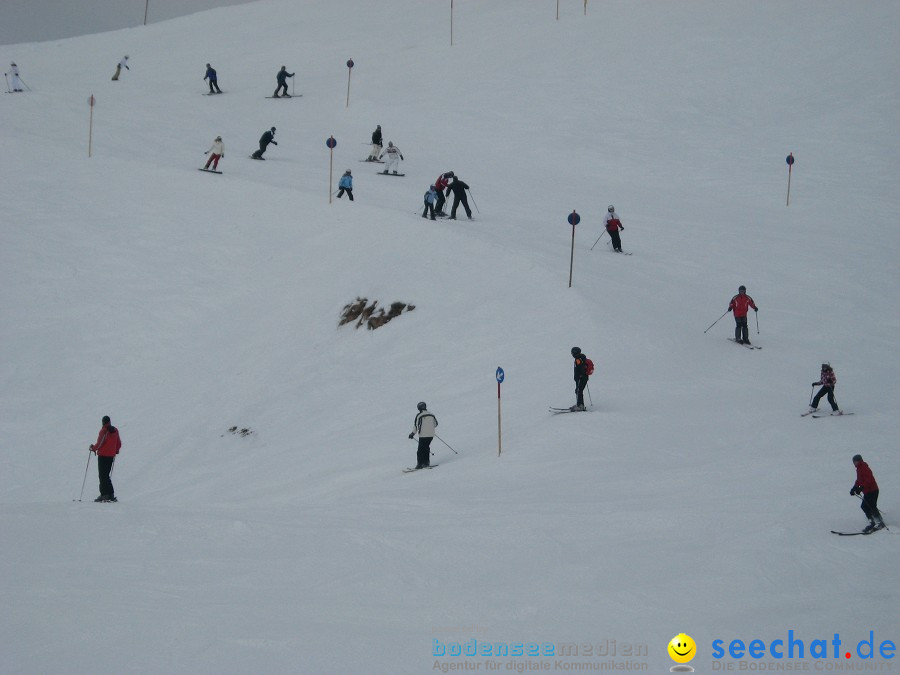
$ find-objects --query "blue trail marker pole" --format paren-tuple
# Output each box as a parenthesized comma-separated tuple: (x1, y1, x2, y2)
(786, 152, 795, 206)
(326, 136, 337, 203)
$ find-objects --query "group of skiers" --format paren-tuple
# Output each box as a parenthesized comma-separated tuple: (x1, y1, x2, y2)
(422, 171, 471, 220)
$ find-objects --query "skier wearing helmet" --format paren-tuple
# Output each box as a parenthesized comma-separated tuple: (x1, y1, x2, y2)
(570, 347, 591, 411)
(378, 141, 404, 175)
(337, 170, 354, 200)
(605, 205, 625, 252)
(727, 285, 758, 345)
(809, 363, 841, 415)
(408, 402, 438, 469)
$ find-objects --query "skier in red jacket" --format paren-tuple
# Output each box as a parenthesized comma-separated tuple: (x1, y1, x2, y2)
(433, 171, 454, 216)
(90, 415, 121, 502)
(727, 285, 758, 345)
(850, 454, 884, 532)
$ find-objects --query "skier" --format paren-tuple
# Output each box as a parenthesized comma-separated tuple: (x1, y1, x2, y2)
(727, 285, 758, 345)
(570, 347, 591, 411)
(850, 454, 885, 533)
(337, 170, 354, 200)
(251, 127, 277, 160)
(605, 205, 625, 252)
(433, 171, 455, 216)
(204, 63, 222, 93)
(112, 55, 129, 81)
(809, 362, 841, 415)
(447, 176, 472, 220)
(89, 416, 122, 502)
(408, 402, 438, 469)
(203, 136, 224, 171)
(422, 185, 438, 220)
(367, 125, 383, 161)
(378, 141, 404, 174)
(7, 62, 23, 92)
(273, 66, 294, 97)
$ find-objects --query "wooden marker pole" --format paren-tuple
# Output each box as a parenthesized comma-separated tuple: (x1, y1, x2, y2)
(326, 136, 337, 203)
(345, 59, 354, 107)
(88, 95, 95, 158)
(567, 210, 580, 287)
(785, 152, 795, 206)
(496, 367, 505, 456)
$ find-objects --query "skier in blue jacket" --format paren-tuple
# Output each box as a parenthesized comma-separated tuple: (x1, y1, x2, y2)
(337, 170, 354, 200)
(422, 185, 437, 220)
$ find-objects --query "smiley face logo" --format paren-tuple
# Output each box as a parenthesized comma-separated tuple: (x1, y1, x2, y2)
(668, 633, 696, 664)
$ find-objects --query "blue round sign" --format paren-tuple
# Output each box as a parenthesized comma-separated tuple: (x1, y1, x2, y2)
(786, 153, 794, 165)
(326, 136, 337, 149)
(568, 211, 580, 226)
(347, 59, 354, 69)
(496, 367, 505, 383)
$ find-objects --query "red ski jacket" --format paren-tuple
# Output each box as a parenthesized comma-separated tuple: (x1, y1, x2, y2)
(854, 461, 878, 494)
(728, 294, 758, 318)
(92, 425, 122, 457)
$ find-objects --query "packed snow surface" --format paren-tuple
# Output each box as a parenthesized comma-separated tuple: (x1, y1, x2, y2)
(1, 1, 898, 673)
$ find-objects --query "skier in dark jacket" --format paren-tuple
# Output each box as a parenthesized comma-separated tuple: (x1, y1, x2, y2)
(367, 125, 383, 161)
(447, 176, 472, 220)
(273, 66, 295, 97)
(204, 63, 222, 93)
(251, 127, 277, 159)
(571, 347, 590, 411)
(850, 454, 884, 533)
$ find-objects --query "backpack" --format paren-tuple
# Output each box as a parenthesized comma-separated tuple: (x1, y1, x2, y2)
(584, 358, 595, 376)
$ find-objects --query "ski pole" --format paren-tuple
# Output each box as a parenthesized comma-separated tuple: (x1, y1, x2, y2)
(586, 383, 593, 406)
(808, 385, 815, 408)
(466, 189, 480, 213)
(755, 310, 760, 334)
(434, 433, 458, 454)
(703, 310, 729, 334)
(19, 77, 32, 91)
(3, 73, 10, 93)
(590, 231, 607, 251)
(76, 449, 92, 501)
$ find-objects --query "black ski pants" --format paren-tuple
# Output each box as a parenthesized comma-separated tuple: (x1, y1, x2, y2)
(450, 193, 471, 219)
(337, 188, 353, 201)
(422, 202, 435, 219)
(608, 228, 622, 252)
(98, 455, 115, 498)
(734, 316, 749, 343)
(812, 385, 838, 411)
(860, 489, 881, 522)
(575, 376, 589, 408)
(416, 437, 433, 468)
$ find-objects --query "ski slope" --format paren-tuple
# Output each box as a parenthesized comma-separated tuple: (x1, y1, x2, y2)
(1, 1, 898, 672)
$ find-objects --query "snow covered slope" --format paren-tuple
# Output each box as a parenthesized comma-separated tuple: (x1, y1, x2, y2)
(1, 1, 898, 672)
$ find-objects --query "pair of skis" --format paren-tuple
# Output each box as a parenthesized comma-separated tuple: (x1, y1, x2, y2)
(402, 464, 438, 474)
(800, 410, 854, 418)
(831, 524, 886, 536)
(549, 406, 591, 415)
(727, 338, 762, 350)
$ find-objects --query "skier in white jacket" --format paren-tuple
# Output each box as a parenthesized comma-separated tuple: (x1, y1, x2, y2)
(7, 63, 23, 92)
(379, 141, 404, 175)
(408, 402, 437, 469)
(203, 136, 224, 171)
